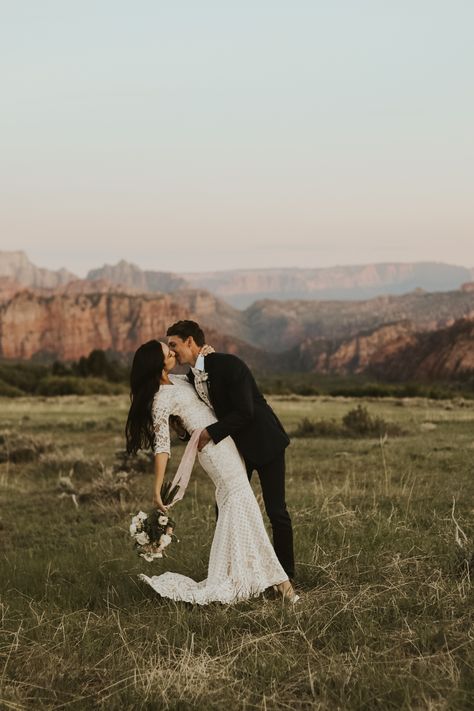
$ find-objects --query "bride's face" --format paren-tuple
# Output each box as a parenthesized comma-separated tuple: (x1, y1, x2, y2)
(160, 342, 176, 372)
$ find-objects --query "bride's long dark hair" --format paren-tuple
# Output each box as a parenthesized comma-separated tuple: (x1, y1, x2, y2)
(125, 340, 165, 455)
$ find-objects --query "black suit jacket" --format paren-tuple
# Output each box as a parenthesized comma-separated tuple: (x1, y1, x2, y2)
(187, 353, 289, 466)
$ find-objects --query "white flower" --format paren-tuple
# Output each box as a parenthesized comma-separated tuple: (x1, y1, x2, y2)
(129, 522, 138, 536)
(137, 511, 148, 522)
(140, 553, 155, 562)
(131, 515, 143, 531)
(158, 515, 169, 526)
(159, 533, 172, 547)
(135, 531, 150, 546)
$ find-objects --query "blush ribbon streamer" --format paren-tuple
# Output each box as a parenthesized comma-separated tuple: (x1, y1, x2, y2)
(168, 428, 203, 506)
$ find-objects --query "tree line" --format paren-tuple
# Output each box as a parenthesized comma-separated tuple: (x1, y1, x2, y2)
(0, 349, 472, 398)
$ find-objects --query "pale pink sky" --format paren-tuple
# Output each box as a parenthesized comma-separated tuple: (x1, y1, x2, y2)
(1, 1, 473, 274)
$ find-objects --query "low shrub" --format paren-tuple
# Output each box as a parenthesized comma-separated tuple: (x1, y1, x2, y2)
(0, 379, 24, 397)
(293, 417, 342, 437)
(0, 431, 55, 463)
(56, 468, 132, 506)
(0, 362, 48, 394)
(342, 404, 396, 436)
(78, 468, 131, 504)
(39, 449, 103, 478)
(292, 405, 405, 439)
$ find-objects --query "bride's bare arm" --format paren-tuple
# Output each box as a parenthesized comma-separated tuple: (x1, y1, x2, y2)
(153, 452, 169, 512)
(151, 391, 173, 511)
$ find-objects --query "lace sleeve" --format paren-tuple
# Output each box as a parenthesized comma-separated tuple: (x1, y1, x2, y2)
(151, 390, 171, 456)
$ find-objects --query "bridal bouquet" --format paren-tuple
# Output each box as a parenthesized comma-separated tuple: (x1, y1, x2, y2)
(130, 481, 179, 562)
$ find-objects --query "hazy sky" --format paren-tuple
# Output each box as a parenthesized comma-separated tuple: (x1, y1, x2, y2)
(1, 1, 473, 275)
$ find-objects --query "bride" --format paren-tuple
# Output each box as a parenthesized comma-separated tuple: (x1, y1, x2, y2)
(125, 339, 298, 605)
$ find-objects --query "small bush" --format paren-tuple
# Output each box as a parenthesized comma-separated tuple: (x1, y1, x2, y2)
(293, 417, 342, 437)
(39, 449, 103, 478)
(0, 379, 24, 397)
(343, 404, 386, 435)
(56, 468, 132, 507)
(77, 468, 131, 505)
(0, 362, 48, 394)
(292, 405, 404, 439)
(0, 431, 55, 463)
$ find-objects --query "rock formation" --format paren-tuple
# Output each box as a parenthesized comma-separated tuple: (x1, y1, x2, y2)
(87, 260, 187, 293)
(0, 288, 267, 367)
(292, 317, 474, 381)
(244, 289, 474, 351)
(370, 318, 474, 381)
(0, 290, 189, 360)
(0, 251, 77, 289)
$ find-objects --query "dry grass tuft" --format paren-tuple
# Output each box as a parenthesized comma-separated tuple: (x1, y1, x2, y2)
(0, 430, 55, 463)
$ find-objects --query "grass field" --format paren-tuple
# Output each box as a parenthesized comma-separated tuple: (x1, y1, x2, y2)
(1, 394, 474, 710)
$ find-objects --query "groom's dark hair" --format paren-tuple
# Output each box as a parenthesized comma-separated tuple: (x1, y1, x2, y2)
(166, 320, 205, 347)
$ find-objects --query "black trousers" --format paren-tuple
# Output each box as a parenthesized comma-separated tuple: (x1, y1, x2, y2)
(245, 452, 295, 580)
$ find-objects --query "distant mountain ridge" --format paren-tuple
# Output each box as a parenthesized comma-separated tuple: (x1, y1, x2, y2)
(0, 251, 472, 381)
(181, 263, 474, 307)
(0, 251, 77, 289)
(89, 259, 474, 306)
(87, 260, 187, 294)
(0, 279, 472, 380)
(1, 251, 472, 308)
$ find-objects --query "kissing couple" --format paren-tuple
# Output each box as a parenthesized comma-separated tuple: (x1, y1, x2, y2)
(126, 320, 298, 605)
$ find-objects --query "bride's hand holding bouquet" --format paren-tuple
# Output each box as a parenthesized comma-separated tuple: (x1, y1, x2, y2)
(131, 478, 181, 562)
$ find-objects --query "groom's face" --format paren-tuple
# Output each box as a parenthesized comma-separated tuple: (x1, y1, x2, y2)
(167, 335, 193, 365)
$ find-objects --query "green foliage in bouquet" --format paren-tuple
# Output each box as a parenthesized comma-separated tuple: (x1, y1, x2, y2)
(160, 479, 180, 507)
(144, 508, 177, 542)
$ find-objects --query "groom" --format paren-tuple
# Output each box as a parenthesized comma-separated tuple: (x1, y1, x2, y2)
(166, 319, 295, 580)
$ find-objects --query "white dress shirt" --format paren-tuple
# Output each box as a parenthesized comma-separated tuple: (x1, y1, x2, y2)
(194, 353, 205, 372)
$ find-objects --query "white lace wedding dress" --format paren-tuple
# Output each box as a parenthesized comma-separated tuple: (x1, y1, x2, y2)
(139, 374, 288, 605)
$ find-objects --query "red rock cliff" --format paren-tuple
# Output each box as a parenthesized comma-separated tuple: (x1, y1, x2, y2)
(0, 291, 190, 360)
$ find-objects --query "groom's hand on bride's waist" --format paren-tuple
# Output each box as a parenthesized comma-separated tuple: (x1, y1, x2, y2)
(197, 429, 212, 451)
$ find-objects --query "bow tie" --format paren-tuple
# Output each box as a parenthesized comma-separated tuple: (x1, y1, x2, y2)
(191, 369, 209, 382)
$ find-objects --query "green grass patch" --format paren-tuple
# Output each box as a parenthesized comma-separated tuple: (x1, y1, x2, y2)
(1, 395, 474, 709)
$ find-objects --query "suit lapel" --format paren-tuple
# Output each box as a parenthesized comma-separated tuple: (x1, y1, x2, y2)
(203, 354, 216, 406)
